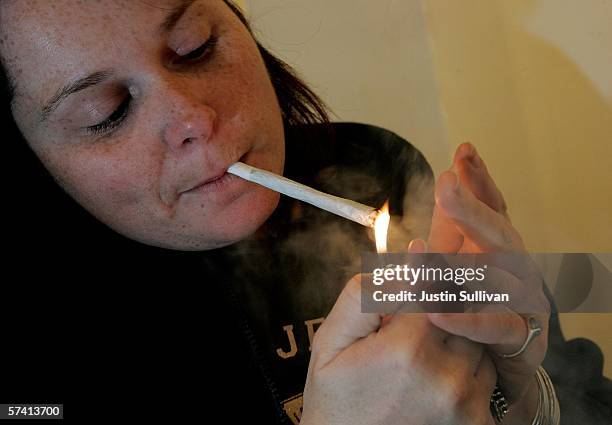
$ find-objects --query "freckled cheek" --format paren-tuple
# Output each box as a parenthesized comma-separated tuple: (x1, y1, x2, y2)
(93, 172, 145, 208)
(57, 154, 158, 215)
(219, 57, 283, 159)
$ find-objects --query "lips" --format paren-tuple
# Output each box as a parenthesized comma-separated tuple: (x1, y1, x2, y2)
(182, 170, 228, 194)
(195, 172, 226, 187)
(178, 153, 250, 198)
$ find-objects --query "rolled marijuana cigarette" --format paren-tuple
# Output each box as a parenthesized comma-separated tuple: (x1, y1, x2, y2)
(227, 162, 378, 227)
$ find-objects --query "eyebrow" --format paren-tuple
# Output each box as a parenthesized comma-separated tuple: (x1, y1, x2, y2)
(40, 0, 197, 122)
(41, 70, 114, 122)
(158, 0, 197, 35)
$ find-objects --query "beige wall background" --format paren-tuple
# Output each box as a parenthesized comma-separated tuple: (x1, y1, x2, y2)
(242, 0, 612, 376)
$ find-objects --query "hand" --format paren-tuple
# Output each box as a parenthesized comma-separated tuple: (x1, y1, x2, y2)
(301, 270, 498, 425)
(424, 143, 551, 422)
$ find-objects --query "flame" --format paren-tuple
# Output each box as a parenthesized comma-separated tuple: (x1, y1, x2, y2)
(374, 201, 390, 253)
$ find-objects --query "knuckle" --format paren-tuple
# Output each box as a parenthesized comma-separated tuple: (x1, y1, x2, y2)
(379, 337, 429, 379)
(380, 341, 415, 374)
(344, 274, 362, 296)
(443, 376, 470, 407)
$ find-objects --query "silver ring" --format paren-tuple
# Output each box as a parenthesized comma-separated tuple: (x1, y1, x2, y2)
(498, 316, 542, 359)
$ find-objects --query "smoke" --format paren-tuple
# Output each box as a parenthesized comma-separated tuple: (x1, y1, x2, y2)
(222, 135, 436, 318)
(390, 169, 435, 251)
(213, 134, 612, 423)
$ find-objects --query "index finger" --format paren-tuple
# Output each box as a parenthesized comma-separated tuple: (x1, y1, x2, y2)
(454, 143, 509, 218)
(437, 171, 524, 252)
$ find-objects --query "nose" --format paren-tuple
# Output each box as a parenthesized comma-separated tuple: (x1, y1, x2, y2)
(162, 90, 217, 153)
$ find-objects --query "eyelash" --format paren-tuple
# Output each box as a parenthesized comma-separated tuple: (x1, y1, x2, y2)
(176, 34, 219, 64)
(87, 97, 131, 136)
(86, 35, 219, 137)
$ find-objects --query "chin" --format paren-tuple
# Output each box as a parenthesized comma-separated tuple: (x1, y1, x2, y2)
(170, 187, 280, 251)
(216, 187, 280, 242)
(114, 185, 280, 251)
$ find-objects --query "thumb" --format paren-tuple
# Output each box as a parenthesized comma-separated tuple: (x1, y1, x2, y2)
(311, 274, 381, 369)
(313, 240, 429, 367)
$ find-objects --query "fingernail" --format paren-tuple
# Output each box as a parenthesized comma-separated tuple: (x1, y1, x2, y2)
(408, 238, 427, 253)
(407, 239, 418, 252)
(408, 240, 416, 252)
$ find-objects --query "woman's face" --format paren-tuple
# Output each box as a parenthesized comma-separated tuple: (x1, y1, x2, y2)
(0, 0, 284, 250)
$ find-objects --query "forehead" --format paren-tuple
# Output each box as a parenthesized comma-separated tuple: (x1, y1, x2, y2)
(0, 0, 199, 115)
(1, 0, 187, 42)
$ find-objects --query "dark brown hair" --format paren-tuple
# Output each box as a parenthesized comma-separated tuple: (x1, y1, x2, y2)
(223, 0, 329, 126)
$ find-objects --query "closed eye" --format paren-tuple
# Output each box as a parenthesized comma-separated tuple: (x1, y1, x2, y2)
(83, 36, 217, 137)
(86, 96, 131, 136)
(175, 35, 218, 64)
